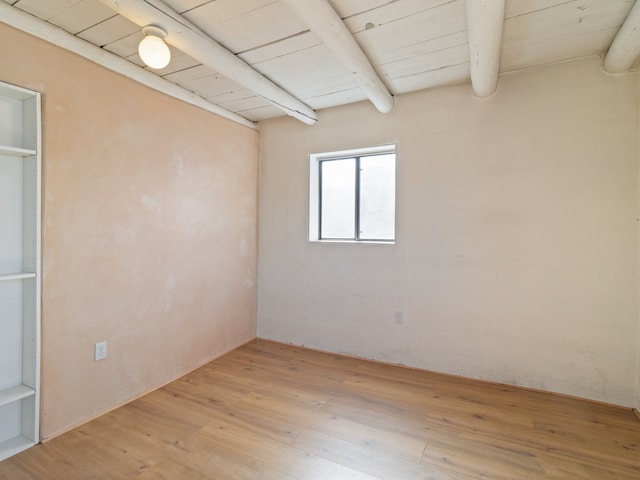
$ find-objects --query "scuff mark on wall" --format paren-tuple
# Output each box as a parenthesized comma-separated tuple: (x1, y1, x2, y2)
(141, 194, 157, 209)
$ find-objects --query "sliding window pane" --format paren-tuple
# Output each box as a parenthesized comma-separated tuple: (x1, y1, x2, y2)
(359, 154, 395, 240)
(320, 158, 356, 238)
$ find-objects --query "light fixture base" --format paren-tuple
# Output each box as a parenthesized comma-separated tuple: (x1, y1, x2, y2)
(142, 25, 167, 39)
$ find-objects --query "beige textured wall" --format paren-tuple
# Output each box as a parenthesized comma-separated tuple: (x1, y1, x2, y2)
(0, 24, 259, 439)
(258, 56, 639, 407)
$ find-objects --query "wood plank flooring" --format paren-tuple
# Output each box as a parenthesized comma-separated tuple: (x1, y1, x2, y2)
(1, 339, 639, 479)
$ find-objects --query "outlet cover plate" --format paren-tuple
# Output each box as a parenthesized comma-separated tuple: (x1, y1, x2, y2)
(95, 341, 107, 361)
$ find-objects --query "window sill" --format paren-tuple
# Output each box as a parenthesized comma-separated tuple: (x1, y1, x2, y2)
(309, 239, 395, 245)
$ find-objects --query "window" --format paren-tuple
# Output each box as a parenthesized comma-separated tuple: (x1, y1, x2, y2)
(309, 145, 396, 242)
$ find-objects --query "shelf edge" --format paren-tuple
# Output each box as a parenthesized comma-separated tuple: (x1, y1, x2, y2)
(0, 435, 35, 461)
(0, 272, 37, 282)
(0, 145, 37, 157)
(0, 384, 36, 408)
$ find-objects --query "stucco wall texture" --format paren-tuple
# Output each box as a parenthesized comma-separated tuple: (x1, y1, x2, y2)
(0, 23, 259, 439)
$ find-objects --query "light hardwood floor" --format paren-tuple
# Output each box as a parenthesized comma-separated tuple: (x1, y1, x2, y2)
(1, 339, 639, 479)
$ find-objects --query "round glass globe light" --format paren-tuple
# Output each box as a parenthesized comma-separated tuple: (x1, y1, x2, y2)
(138, 34, 171, 69)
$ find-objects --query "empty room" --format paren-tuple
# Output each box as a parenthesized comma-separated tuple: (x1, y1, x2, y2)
(0, 0, 639, 478)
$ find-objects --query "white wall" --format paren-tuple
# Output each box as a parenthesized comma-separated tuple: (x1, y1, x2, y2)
(257, 56, 639, 407)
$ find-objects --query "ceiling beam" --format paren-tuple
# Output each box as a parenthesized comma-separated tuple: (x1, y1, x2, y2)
(98, 0, 317, 125)
(282, 0, 394, 114)
(603, 0, 640, 74)
(465, 0, 506, 98)
(0, 2, 256, 130)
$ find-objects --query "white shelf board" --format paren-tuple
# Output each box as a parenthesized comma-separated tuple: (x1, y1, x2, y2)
(0, 272, 36, 282)
(0, 434, 35, 461)
(0, 81, 37, 101)
(0, 384, 35, 408)
(0, 145, 37, 157)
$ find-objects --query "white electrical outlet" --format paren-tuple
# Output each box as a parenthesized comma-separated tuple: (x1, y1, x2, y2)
(394, 311, 404, 325)
(95, 341, 107, 361)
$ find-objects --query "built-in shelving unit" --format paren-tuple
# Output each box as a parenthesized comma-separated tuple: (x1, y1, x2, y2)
(0, 80, 41, 461)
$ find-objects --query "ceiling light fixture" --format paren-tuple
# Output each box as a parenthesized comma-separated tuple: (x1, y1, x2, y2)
(138, 25, 170, 69)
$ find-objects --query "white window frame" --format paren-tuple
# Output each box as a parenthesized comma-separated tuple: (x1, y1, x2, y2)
(309, 144, 396, 244)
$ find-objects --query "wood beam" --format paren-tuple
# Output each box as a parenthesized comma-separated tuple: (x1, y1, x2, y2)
(0, 2, 256, 130)
(465, 0, 506, 98)
(98, 0, 317, 125)
(283, 0, 394, 114)
(603, 0, 640, 74)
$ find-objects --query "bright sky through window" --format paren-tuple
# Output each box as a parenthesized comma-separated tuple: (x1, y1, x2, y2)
(309, 145, 396, 243)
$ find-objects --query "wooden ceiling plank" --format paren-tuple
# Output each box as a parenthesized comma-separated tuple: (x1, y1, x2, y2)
(603, 0, 640, 73)
(465, 0, 506, 98)
(0, 1, 256, 129)
(502, 0, 632, 71)
(238, 31, 321, 65)
(11, 0, 79, 20)
(504, 0, 631, 40)
(303, 87, 366, 110)
(238, 33, 364, 106)
(350, 1, 466, 66)
(163, 64, 217, 83)
(388, 62, 469, 94)
(378, 43, 470, 80)
(502, 26, 625, 72)
(98, 0, 317, 124)
(76, 14, 140, 46)
(182, 0, 304, 54)
(162, 0, 213, 14)
(48, 0, 115, 35)
(346, 0, 468, 94)
(182, 0, 276, 25)
(505, 0, 575, 19)
(218, 96, 273, 113)
(249, 43, 357, 98)
(328, 0, 398, 19)
(283, 0, 394, 113)
(206, 88, 259, 104)
(342, 0, 456, 34)
(103, 30, 144, 57)
(502, 0, 631, 46)
(371, 31, 468, 69)
(177, 74, 241, 98)
(238, 104, 284, 122)
(124, 52, 146, 67)
(297, 73, 359, 101)
(250, 43, 349, 80)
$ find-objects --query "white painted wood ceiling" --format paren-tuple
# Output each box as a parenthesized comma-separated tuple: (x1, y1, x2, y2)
(1, 0, 637, 125)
